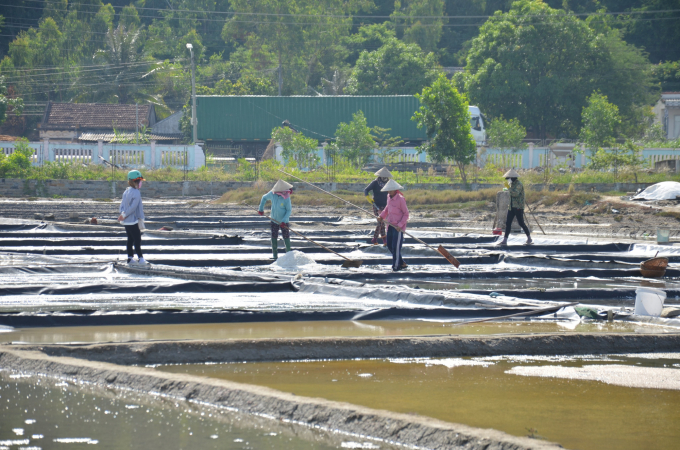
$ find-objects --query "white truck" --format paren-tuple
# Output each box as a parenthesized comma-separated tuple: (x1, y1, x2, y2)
(469, 105, 487, 145)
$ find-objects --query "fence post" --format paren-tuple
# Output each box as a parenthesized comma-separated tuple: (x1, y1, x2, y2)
(528, 143, 534, 169)
(581, 144, 586, 167)
(43, 138, 51, 163)
(97, 140, 103, 165)
(194, 144, 205, 169)
(150, 141, 156, 168)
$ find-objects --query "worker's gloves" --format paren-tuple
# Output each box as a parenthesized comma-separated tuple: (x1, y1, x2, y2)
(257, 211, 264, 216)
(365, 195, 373, 204)
(280, 222, 288, 229)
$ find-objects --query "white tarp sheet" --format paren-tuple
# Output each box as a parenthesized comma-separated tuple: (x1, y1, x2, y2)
(633, 181, 680, 200)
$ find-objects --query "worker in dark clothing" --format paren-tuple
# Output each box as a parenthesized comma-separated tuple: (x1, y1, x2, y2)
(498, 169, 533, 246)
(364, 167, 392, 245)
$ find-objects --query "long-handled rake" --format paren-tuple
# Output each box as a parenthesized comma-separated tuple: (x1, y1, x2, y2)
(277, 169, 460, 268)
(255, 209, 363, 268)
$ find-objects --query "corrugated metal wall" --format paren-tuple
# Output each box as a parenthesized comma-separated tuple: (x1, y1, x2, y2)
(196, 96, 428, 142)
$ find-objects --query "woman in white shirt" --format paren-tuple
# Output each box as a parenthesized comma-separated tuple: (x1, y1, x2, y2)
(118, 170, 147, 265)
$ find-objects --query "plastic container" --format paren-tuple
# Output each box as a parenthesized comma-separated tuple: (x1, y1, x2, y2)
(657, 227, 670, 243)
(634, 287, 666, 316)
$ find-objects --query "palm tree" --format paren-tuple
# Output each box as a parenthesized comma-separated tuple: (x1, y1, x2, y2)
(89, 24, 152, 104)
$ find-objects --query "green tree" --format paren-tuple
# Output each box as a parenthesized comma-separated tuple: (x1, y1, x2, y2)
(271, 126, 320, 170)
(391, 0, 447, 53)
(346, 37, 440, 95)
(622, 0, 680, 64)
(0, 76, 23, 126)
(342, 23, 396, 67)
(92, 24, 153, 104)
(335, 111, 375, 168)
(461, 0, 653, 140)
(580, 92, 637, 180)
(412, 73, 476, 183)
(580, 92, 621, 151)
(652, 61, 680, 92)
(486, 116, 526, 170)
(371, 126, 403, 164)
(222, 0, 369, 95)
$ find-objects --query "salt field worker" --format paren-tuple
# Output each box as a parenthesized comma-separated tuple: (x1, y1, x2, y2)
(364, 167, 392, 245)
(378, 179, 409, 271)
(258, 179, 293, 260)
(498, 169, 533, 246)
(117, 170, 147, 265)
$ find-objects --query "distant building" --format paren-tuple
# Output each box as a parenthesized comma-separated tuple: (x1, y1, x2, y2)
(653, 93, 680, 139)
(196, 96, 429, 160)
(38, 102, 181, 143)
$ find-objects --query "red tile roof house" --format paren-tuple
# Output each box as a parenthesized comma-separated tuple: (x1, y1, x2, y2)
(38, 102, 180, 143)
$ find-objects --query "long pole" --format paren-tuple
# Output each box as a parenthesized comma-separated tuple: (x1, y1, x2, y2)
(190, 48, 197, 144)
(277, 169, 460, 267)
(524, 202, 546, 235)
(256, 209, 362, 267)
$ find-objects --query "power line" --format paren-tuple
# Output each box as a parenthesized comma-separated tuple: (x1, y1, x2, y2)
(7, 0, 680, 20)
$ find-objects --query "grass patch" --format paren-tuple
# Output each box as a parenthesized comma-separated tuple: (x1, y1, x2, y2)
(216, 187, 499, 210)
(531, 190, 600, 208)
(656, 211, 680, 221)
(94, 198, 113, 202)
(614, 215, 623, 222)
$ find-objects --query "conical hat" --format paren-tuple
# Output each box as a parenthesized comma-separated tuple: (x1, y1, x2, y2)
(271, 179, 293, 192)
(503, 169, 520, 178)
(374, 167, 392, 178)
(381, 179, 404, 192)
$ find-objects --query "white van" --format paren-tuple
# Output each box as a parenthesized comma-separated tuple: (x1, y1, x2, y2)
(469, 106, 486, 145)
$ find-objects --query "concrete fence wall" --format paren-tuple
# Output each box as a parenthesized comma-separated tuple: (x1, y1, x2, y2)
(0, 178, 657, 199)
(0, 140, 205, 170)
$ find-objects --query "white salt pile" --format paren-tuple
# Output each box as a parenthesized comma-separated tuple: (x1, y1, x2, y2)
(271, 250, 316, 269)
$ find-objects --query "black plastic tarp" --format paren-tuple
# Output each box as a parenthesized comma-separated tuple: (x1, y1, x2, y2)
(0, 280, 296, 297)
(0, 306, 547, 328)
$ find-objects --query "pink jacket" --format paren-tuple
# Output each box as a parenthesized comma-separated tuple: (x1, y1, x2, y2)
(379, 191, 409, 231)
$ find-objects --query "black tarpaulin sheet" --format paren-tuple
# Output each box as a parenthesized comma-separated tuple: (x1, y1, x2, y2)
(459, 288, 680, 301)
(0, 306, 546, 328)
(0, 264, 112, 275)
(0, 280, 296, 296)
(0, 237, 243, 247)
(318, 267, 680, 281)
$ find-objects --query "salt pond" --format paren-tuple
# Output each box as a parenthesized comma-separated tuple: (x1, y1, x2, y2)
(158, 354, 680, 450)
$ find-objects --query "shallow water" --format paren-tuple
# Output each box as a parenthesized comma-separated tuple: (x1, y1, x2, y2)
(0, 376, 345, 450)
(158, 355, 680, 450)
(0, 319, 658, 344)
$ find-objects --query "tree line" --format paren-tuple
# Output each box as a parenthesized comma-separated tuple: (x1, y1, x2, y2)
(0, 0, 678, 144)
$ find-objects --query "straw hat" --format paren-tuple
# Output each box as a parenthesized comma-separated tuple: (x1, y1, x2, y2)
(503, 169, 520, 178)
(271, 179, 293, 192)
(374, 167, 392, 178)
(381, 179, 403, 192)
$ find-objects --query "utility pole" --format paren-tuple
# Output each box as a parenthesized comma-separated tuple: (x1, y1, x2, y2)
(187, 43, 197, 143)
(278, 63, 282, 96)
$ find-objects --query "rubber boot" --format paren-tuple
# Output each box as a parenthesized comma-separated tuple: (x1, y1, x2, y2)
(284, 237, 292, 253)
(271, 237, 278, 260)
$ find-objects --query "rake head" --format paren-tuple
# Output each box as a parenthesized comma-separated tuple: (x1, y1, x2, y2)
(437, 245, 461, 268)
(341, 259, 363, 268)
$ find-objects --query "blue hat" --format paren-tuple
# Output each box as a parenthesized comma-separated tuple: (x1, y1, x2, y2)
(127, 170, 145, 181)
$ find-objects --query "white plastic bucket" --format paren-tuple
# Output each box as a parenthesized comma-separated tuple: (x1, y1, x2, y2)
(634, 287, 666, 316)
(657, 228, 670, 243)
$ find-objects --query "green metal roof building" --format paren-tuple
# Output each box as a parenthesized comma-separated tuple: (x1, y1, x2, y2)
(196, 96, 427, 159)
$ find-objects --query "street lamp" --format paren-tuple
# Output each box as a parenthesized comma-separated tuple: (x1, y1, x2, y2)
(186, 43, 197, 144)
